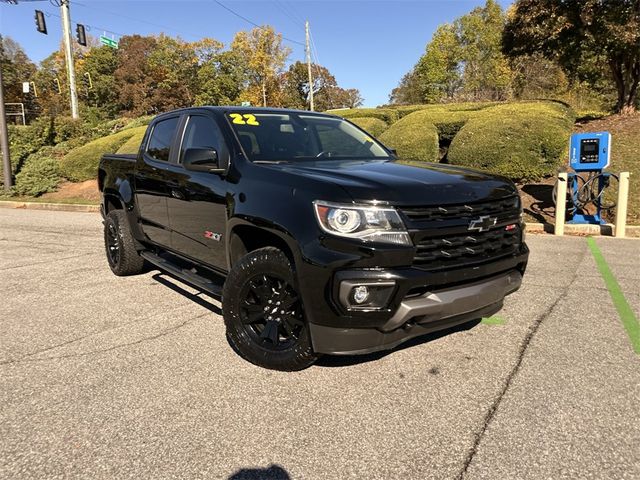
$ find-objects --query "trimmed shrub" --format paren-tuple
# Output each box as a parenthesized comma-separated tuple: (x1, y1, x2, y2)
(349, 117, 389, 137)
(53, 116, 88, 144)
(60, 128, 139, 182)
(116, 126, 147, 154)
(447, 101, 576, 181)
(392, 105, 429, 118)
(14, 147, 60, 197)
(378, 110, 439, 162)
(338, 108, 400, 125)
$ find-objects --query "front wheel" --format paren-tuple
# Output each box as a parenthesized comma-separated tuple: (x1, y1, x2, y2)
(222, 247, 319, 371)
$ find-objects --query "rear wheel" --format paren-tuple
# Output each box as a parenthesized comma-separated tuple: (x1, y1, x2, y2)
(104, 210, 145, 276)
(223, 247, 319, 371)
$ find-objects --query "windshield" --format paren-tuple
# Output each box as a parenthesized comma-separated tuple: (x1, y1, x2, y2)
(227, 112, 392, 162)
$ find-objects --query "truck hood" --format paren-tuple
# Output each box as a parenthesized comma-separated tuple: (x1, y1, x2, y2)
(269, 159, 517, 205)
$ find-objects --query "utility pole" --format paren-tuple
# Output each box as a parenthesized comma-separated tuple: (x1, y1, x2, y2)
(60, 0, 79, 119)
(0, 65, 12, 191)
(305, 20, 314, 112)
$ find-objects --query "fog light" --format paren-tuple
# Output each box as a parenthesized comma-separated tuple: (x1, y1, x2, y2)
(352, 285, 370, 304)
(339, 279, 396, 311)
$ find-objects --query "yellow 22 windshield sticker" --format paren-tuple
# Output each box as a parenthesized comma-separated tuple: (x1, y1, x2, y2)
(229, 113, 260, 126)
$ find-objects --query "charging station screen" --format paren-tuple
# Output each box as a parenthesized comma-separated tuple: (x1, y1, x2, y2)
(580, 139, 599, 163)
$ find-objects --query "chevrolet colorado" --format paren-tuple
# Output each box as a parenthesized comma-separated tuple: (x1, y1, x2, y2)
(99, 107, 528, 370)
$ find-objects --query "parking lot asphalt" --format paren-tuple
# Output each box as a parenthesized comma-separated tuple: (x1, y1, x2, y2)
(1, 208, 639, 480)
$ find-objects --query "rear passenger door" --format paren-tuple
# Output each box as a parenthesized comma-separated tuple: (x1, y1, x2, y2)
(134, 116, 180, 248)
(166, 114, 229, 271)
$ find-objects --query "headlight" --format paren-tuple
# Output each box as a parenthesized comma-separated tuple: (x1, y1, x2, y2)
(313, 201, 412, 246)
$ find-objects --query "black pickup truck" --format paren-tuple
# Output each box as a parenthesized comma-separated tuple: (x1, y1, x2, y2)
(99, 107, 528, 370)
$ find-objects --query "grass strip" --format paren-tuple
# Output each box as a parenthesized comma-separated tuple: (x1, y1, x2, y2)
(481, 316, 506, 325)
(587, 236, 640, 354)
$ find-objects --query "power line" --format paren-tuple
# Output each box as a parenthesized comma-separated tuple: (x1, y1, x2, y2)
(280, 0, 306, 25)
(71, 1, 203, 41)
(273, 0, 304, 28)
(43, 9, 127, 38)
(210, 0, 305, 46)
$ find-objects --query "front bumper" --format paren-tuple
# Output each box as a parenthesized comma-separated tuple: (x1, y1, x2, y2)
(309, 269, 522, 355)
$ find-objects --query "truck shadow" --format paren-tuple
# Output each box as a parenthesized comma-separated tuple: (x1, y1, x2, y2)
(151, 273, 222, 315)
(227, 464, 290, 479)
(316, 319, 482, 368)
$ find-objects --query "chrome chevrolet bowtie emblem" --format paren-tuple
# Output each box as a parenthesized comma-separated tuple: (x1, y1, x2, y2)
(468, 215, 497, 232)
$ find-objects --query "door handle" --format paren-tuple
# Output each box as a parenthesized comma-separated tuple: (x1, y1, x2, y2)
(171, 189, 185, 200)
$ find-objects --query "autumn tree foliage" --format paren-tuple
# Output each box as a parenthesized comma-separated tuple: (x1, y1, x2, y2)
(1, 26, 362, 120)
(503, 0, 640, 113)
(391, 0, 510, 105)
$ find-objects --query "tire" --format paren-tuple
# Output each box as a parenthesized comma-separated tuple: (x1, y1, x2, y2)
(223, 247, 319, 371)
(103, 210, 145, 276)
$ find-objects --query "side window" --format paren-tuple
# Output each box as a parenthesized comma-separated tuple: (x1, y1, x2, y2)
(180, 115, 224, 162)
(146, 117, 179, 162)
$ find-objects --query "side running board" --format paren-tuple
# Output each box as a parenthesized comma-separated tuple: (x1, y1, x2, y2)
(140, 251, 223, 298)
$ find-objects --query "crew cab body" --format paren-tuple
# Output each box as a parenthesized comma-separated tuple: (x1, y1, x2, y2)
(99, 107, 528, 367)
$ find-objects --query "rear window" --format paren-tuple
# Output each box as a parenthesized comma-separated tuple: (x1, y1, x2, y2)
(146, 117, 179, 162)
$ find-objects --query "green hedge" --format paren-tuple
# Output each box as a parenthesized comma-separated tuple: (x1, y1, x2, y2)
(378, 110, 439, 162)
(60, 128, 139, 182)
(116, 126, 147, 154)
(337, 108, 400, 125)
(14, 147, 60, 197)
(447, 101, 576, 181)
(349, 117, 388, 137)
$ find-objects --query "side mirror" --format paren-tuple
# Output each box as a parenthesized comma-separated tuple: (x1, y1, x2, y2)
(183, 148, 224, 173)
(389, 148, 398, 156)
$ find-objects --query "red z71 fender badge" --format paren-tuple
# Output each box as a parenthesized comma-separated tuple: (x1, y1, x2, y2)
(204, 231, 222, 241)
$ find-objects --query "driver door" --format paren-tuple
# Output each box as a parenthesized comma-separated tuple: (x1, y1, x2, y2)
(166, 114, 229, 271)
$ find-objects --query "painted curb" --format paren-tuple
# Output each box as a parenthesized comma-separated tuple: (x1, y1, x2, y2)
(0, 200, 100, 213)
(525, 221, 640, 238)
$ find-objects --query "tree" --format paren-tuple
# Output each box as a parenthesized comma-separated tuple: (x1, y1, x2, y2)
(509, 53, 568, 99)
(282, 61, 335, 110)
(195, 49, 246, 106)
(414, 24, 462, 102)
(77, 45, 119, 117)
(389, 70, 423, 105)
(328, 87, 363, 109)
(231, 26, 290, 107)
(503, 0, 640, 113)
(146, 34, 200, 110)
(114, 35, 158, 115)
(455, 0, 512, 101)
(0, 36, 38, 122)
(390, 1, 512, 104)
(33, 50, 68, 117)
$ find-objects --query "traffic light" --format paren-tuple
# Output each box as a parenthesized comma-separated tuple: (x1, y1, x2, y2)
(35, 10, 47, 35)
(76, 24, 87, 46)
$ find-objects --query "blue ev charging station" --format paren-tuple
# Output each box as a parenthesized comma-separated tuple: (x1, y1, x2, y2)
(565, 131, 616, 225)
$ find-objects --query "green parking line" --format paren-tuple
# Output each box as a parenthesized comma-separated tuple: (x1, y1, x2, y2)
(481, 316, 506, 325)
(587, 237, 640, 354)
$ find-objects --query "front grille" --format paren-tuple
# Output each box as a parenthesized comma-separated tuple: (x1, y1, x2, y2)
(413, 226, 521, 270)
(401, 196, 520, 223)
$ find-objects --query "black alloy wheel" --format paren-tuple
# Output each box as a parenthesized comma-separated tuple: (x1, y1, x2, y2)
(105, 221, 121, 267)
(222, 247, 319, 371)
(239, 273, 305, 350)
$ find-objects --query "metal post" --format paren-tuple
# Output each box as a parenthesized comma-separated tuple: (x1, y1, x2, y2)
(615, 171, 630, 238)
(60, 0, 79, 119)
(0, 65, 12, 191)
(305, 21, 314, 112)
(555, 172, 568, 236)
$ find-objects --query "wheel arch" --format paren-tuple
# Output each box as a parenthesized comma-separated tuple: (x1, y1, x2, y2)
(228, 222, 298, 270)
